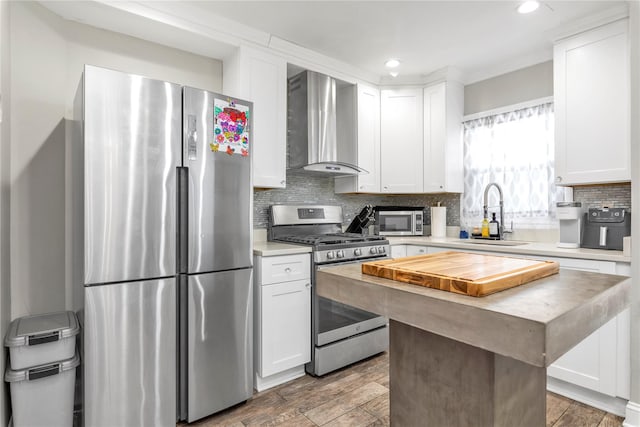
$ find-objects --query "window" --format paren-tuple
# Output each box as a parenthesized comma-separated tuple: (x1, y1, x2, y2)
(461, 102, 555, 229)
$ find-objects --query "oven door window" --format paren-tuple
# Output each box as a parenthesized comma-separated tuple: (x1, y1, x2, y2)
(380, 215, 412, 232)
(316, 296, 387, 346)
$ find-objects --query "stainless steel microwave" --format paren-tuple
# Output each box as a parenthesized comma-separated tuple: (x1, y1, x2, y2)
(374, 207, 424, 236)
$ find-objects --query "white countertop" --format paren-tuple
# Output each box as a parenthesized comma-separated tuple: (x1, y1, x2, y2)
(253, 241, 312, 257)
(387, 236, 631, 263)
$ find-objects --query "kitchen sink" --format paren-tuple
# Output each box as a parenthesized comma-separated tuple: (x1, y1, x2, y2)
(463, 239, 529, 246)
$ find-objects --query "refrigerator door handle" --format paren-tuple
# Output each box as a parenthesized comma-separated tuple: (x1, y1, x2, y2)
(177, 167, 189, 274)
(187, 115, 198, 161)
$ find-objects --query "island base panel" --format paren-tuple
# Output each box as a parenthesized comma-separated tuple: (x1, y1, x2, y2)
(389, 320, 546, 426)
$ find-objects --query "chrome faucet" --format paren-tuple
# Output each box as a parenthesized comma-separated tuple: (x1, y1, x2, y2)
(483, 182, 510, 239)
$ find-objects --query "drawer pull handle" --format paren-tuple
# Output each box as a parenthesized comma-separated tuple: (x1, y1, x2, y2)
(284, 267, 292, 273)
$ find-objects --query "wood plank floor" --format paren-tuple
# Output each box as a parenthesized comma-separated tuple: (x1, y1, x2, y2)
(186, 352, 624, 426)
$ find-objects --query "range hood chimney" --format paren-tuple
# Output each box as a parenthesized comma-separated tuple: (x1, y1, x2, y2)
(287, 70, 366, 176)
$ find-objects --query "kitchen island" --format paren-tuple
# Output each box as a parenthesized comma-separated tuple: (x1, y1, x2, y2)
(316, 263, 630, 426)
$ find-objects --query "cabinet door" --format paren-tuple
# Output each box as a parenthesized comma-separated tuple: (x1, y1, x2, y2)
(546, 259, 620, 397)
(380, 88, 423, 193)
(390, 245, 407, 258)
(554, 19, 629, 185)
(260, 279, 311, 377)
(423, 81, 464, 193)
(336, 84, 381, 193)
(616, 308, 630, 399)
(224, 47, 287, 188)
(548, 317, 618, 396)
(423, 83, 446, 192)
(356, 84, 381, 192)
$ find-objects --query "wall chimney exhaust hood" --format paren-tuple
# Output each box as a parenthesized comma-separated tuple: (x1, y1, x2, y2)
(287, 70, 366, 176)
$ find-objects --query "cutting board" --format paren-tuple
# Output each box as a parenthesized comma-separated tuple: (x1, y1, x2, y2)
(361, 251, 559, 297)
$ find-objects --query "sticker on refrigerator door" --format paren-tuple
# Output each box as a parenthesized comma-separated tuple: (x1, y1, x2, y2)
(213, 98, 250, 156)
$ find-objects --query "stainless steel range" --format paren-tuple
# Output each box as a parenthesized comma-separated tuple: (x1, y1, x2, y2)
(268, 205, 389, 376)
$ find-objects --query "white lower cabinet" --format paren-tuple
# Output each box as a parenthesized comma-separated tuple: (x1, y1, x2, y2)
(390, 245, 407, 258)
(545, 258, 621, 397)
(254, 254, 311, 391)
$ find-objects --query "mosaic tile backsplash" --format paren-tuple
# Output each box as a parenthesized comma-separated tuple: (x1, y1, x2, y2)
(573, 183, 631, 210)
(253, 170, 461, 229)
(253, 172, 631, 231)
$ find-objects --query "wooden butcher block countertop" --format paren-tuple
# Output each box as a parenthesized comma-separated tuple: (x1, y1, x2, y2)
(362, 251, 559, 297)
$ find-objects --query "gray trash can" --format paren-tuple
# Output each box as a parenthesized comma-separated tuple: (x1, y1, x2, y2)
(4, 311, 80, 427)
(5, 354, 80, 426)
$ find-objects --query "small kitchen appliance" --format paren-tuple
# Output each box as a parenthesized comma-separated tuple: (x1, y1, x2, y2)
(557, 202, 584, 248)
(581, 207, 631, 250)
(373, 206, 424, 236)
(268, 205, 389, 376)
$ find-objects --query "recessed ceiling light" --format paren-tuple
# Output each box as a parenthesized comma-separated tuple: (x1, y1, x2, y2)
(385, 59, 400, 68)
(389, 71, 399, 78)
(517, 0, 540, 14)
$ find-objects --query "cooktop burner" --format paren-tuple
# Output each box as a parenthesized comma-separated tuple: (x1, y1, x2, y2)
(268, 205, 390, 263)
(275, 233, 386, 246)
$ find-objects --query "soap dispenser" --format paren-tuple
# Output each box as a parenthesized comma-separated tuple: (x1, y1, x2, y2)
(489, 212, 500, 238)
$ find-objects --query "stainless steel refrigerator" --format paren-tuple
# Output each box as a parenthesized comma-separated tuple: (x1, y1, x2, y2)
(78, 65, 253, 425)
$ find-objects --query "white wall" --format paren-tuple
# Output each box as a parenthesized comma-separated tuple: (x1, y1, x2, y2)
(463, 60, 553, 115)
(0, 0, 10, 424)
(9, 1, 223, 319)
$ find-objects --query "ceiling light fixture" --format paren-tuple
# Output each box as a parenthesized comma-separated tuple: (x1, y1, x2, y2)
(389, 71, 399, 78)
(385, 59, 400, 68)
(517, 0, 540, 14)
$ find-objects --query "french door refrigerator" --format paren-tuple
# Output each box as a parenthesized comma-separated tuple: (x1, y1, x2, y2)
(80, 65, 253, 426)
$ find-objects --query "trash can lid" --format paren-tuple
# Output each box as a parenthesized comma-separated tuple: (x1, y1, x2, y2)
(4, 353, 80, 383)
(4, 311, 79, 348)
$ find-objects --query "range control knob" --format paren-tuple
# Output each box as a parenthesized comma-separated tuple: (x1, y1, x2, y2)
(354, 248, 362, 256)
(370, 247, 378, 254)
(336, 250, 345, 259)
(378, 246, 386, 254)
(326, 251, 335, 260)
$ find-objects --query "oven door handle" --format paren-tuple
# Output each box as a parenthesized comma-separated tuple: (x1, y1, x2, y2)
(316, 256, 391, 269)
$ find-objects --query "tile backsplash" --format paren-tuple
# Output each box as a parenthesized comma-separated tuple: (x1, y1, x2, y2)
(253, 170, 461, 228)
(253, 172, 631, 233)
(573, 183, 631, 210)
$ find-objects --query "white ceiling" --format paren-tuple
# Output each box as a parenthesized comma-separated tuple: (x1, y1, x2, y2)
(191, 1, 627, 83)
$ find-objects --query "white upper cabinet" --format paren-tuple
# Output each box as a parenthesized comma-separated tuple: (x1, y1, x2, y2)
(380, 88, 424, 193)
(554, 19, 630, 185)
(335, 83, 381, 193)
(423, 81, 464, 193)
(224, 45, 287, 188)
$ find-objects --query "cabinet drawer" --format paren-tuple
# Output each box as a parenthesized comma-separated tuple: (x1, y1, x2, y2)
(261, 254, 310, 285)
